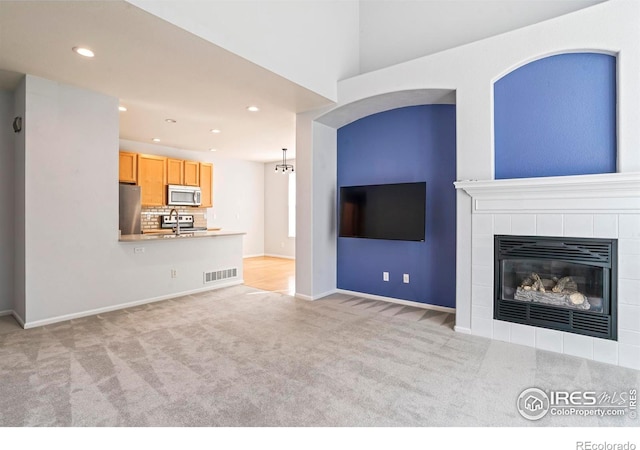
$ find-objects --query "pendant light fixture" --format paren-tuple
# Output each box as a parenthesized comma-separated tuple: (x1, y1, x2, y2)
(275, 148, 294, 173)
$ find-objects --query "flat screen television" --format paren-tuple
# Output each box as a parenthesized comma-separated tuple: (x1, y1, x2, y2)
(339, 182, 426, 241)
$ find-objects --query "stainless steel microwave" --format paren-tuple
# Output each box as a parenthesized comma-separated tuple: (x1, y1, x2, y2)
(167, 185, 202, 206)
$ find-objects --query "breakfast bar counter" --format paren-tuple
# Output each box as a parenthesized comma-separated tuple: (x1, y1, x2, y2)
(119, 230, 246, 242)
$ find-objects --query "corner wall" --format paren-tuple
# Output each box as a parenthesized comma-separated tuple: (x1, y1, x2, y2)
(13, 78, 25, 321)
(0, 90, 14, 313)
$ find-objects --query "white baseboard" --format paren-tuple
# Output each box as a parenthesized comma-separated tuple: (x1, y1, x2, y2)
(264, 253, 295, 260)
(295, 289, 336, 301)
(0, 309, 12, 317)
(12, 311, 26, 328)
(243, 253, 264, 259)
(454, 326, 472, 334)
(335, 289, 456, 314)
(22, 279, 243, 329)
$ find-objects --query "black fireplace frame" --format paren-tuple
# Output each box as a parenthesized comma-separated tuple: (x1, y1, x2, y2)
(494, 235, 617, 341)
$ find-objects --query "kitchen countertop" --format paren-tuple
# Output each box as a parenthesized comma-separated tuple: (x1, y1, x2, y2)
(119, 229, 245, 242)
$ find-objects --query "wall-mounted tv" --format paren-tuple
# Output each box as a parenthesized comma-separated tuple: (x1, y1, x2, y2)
(339, 182, 426, 242)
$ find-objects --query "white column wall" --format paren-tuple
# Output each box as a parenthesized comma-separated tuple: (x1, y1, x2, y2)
(311, 122, 337, 299)
(13, 78, 26, 320)
(295, 111, 314, 299)
(0, 90, 14, 313)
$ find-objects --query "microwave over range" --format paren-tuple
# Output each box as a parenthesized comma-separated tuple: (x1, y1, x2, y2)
(167, 184, 202, 206)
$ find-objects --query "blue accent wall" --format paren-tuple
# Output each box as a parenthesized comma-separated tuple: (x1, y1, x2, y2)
(494, 53, 617, 179)
(337, 105, 456, 308)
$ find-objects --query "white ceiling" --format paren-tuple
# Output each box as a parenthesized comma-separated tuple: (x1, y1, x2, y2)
(0, 0, 331, 162)
(0, 0, 604, 163)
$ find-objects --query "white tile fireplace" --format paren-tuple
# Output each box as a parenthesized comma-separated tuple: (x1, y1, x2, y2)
(455, 172, 640, 370)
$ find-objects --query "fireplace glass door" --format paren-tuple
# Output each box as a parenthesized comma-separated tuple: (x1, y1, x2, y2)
(500, 259, 607, 313)
(494, 235, 617, 340)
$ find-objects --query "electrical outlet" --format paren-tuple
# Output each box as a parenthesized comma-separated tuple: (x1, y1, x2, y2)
(383, 271, 389, 282)
(134, 247, 145, 254)
(403, 273, 409, 284)
(171, 269, 177, 278)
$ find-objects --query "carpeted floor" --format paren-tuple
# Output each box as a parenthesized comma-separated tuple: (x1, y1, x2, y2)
(0, 285, 638, 427)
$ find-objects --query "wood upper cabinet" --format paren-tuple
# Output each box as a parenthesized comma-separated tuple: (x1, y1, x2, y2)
(119, 151, 137, 184)
(184, 160, 200, 186)
(166, 158, 184, 185)
(137, 154, 167, 206)
(199, 162, 213, 208)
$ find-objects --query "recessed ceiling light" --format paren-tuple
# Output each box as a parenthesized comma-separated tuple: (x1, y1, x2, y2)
(210, 129, 221, 134)
(118, 106, 127, 112)
(165, 119, 176, 123)
(152, 138, 161, 142)
(247, 106, 260, 112)
(209, 148, 217, 152)
(72, 46, 95, 58)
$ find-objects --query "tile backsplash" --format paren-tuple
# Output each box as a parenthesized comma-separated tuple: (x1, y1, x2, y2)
(141, 206, 207, 231)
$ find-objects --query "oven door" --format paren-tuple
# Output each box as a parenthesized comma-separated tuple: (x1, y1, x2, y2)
(168, 186, 202, 206)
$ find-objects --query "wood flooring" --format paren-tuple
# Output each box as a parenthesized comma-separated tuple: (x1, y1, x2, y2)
(243, 256, 295, 296)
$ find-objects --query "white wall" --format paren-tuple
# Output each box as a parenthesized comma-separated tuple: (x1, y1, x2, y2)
(16, 76, 244, 326)
(264, 160, 295, 259)
(295, 111, 336, 300)
(299, 0, 640, 319)
(126, 0, 360, 101)
(0, 90, 14, 313)
(119, 140, 265, 257)
(13, 78, 25, 320)
(359, 0, 603, 73)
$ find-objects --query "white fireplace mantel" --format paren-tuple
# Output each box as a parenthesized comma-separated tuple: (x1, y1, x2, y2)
(454, 172, 640, 214)
(453, 171, 640, 369)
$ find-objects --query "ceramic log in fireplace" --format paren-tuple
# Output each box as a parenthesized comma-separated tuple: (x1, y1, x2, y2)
(494, 235, 617, 340)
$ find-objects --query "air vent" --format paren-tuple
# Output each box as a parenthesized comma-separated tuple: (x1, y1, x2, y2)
(497, 300, 527, 321)
(572, 312, 611, 336)
(530, 304, 571, 325)
(203, 268, 238, 284)
(497, 236, 613, 266)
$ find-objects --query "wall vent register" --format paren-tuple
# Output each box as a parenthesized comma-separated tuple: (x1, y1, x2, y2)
(494, 235, 617, 340)
(203, 268, 238, 284)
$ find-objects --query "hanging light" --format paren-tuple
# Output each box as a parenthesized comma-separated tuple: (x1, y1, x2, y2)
(275, 148, 294, 173)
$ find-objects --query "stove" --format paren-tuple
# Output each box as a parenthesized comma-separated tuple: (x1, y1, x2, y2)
(160, 214, 207, 231)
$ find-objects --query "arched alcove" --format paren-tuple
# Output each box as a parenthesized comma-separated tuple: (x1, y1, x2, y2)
(317, 89, 457, 308)
(494, 52, 617, 179)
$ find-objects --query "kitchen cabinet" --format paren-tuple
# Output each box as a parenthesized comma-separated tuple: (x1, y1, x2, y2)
(184, 160, 200, 186)
(119, 151, 137, 184)
(166, 158, 184, 185)
(137, 154, 167, 206)
(199, 162, 213, 208)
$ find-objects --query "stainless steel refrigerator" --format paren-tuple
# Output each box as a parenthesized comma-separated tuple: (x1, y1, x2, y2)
(119, 184, 141, 235)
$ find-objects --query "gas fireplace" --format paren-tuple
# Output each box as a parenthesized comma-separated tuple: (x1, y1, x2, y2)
(495, 235, 617, 340)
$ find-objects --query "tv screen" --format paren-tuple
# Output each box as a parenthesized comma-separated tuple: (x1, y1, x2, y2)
(339, 182, 426, 241)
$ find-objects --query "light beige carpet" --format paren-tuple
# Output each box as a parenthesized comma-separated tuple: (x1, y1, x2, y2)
(0, 285, 638, 426)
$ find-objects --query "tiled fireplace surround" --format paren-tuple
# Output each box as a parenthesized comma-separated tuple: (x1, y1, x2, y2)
(455, 172, 640, 370)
